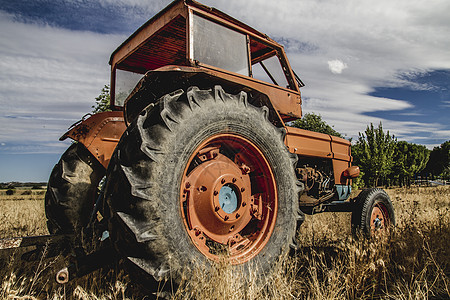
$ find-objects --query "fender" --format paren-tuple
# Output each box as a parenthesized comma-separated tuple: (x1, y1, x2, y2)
(60, 111, 126, 169)
(122, 66, 298, 127)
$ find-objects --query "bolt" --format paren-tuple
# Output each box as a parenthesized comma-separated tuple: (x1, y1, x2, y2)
(240, 164, 251, 174)
(241, 187, 245, 192)
(236, 213, 240, 218)
(215, 206, 220, 212)
(232, 178, 237, 183)
(242, 202, 246, 207)
(214, 190, 218, 196)
(224, 216, 229, 221)
(185, 182, 191, 189)
(221, 178, 226, 184)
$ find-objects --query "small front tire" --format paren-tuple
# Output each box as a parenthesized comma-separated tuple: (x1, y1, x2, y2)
(351, 188, 395, 237)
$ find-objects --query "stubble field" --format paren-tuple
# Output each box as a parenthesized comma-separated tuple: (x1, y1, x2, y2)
(0, 186, 449, 299)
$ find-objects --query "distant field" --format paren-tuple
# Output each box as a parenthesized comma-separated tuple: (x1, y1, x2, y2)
(0, 189, 47, 238)
(1, 187, 449, 299)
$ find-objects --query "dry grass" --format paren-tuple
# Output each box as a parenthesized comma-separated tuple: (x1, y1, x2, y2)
(0, 190, 47, 238)
(1, 187, 449, 299)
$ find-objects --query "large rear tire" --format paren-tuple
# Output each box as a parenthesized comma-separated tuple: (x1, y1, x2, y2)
(45, 143, 105, 236)
(104, 86, 303, 283)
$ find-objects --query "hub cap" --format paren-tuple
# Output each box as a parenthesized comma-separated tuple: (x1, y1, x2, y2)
(180, 134, 277, 263)
(371, 203, 390, 234)
(219, 184, 239, 214)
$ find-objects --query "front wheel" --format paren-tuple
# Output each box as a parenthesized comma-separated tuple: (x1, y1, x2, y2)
(351, 188, 395, 237)
(104, 86, 303, 283)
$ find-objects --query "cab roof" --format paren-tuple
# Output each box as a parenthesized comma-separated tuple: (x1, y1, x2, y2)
(109, 0, 284, 72)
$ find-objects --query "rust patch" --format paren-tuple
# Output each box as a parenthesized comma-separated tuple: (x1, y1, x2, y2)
(72, 123, 91, 140)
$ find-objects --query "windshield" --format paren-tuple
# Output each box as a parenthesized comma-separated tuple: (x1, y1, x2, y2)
(192, 14, 249, 76)
(114, 69, 143, 107)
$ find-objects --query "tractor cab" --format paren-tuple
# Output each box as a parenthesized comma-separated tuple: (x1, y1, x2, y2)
(109, 0, 303, 123)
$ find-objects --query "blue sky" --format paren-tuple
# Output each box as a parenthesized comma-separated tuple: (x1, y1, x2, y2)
(0, 0, 449, 182)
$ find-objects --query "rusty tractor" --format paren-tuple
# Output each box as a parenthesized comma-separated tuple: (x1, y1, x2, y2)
(5, 0, 395, 289)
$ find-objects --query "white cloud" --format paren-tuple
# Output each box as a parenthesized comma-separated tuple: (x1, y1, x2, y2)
(327, 60, 348, 74)
(0, 11, 125, 154)
(1, 0, 449, 157)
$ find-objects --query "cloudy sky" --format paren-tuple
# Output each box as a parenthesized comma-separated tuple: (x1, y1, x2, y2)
(0, 0, 449, 182)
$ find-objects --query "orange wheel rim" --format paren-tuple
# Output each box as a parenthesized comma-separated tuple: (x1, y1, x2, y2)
(370, 203, 389, 234)
(180, 133, 277, 264)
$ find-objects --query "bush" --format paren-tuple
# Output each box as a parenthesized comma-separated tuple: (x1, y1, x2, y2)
(6, 189, 15, 195)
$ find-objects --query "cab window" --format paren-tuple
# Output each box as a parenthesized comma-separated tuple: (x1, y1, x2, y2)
(192, 14, 249, 76)
(252, 55, 289, 88)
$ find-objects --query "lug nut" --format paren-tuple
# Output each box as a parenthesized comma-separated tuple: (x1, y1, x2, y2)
(241, 187, 245, 192)
(232, 178, 237, 183)
(221, 178, 226, 184)
(215, 206, 220, 212)
(224, 216, 229, 221)
(242, 202, 246, 207)
(236, 213, 240, 218)
(185, 182, 191, 189)
(214, 190, 218, 196)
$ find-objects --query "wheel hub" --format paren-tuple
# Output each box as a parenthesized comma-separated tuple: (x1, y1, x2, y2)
(182, 153, 253, 244)
(180, 134, 277, 263)
(371, 204, 387, 232)
(218, 184, 239, 214)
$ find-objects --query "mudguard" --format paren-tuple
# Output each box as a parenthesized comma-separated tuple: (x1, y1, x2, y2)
(60, 111, 126, 169)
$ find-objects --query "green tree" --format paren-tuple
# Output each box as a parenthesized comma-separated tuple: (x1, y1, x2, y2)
(292, 113, 343, 138)
(391, 141, 429, 186)
(353, 122, 396, 187)
(92, 85, 111, 113)
(423, 140, 450, 180)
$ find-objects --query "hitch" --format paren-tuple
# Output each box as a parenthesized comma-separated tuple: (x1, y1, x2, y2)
(55, 246, 117, 284)
(0, 234, 117, 283)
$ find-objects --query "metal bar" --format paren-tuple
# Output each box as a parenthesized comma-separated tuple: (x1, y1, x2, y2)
(300, 200, 355, 215)
(259, 61, 279, 86)
(0, 234, 73, 250)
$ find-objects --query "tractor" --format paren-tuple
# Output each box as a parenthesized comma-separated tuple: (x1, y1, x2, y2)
(42, 0, 395, 286)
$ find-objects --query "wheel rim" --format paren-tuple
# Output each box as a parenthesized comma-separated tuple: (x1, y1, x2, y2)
(370, 202, 390, 234)
(180, 133, 277, 264)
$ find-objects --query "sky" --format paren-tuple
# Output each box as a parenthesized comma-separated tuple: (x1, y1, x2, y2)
(0, 0, 449, 182)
